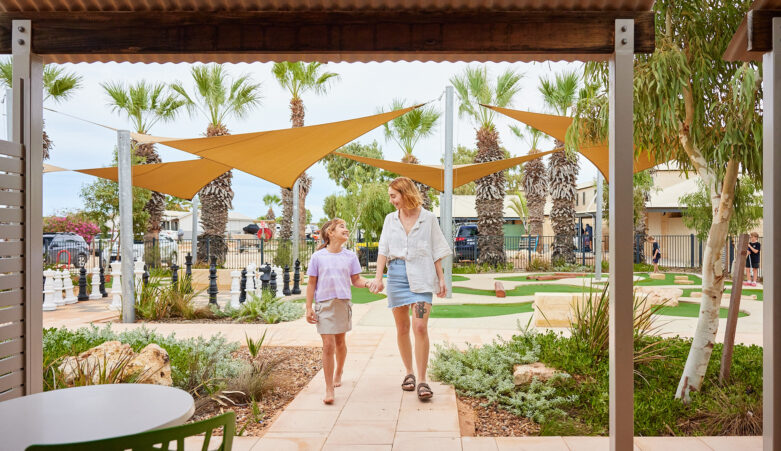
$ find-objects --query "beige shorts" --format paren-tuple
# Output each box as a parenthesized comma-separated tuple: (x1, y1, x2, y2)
(314, 299, 352, 335)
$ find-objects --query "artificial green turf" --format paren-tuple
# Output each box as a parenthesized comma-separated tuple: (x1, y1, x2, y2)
(654, 302, 746, 318)
(681, 287, 763, 301)
(495, 274, 591, 282)
(634, 273, 702, 286)
(292, 286, 385, 304)
(426, 302, 533, 318)
(452, 283, 598, 297)
(452, 275, 470, 282)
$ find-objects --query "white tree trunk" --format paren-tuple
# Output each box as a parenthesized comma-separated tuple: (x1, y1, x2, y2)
(675, 159, 739, 402)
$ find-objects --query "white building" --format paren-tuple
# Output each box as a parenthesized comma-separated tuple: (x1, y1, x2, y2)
(162, 210, 256, 237)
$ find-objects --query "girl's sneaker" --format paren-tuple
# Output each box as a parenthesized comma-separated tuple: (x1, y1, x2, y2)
(750, 282, 757, 287)
(743, 281, 751, 286)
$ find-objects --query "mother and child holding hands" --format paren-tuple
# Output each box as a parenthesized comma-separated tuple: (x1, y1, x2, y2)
(305, 176, 452, 404)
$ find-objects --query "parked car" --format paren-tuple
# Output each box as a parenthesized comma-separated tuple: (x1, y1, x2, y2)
(99, 235, 178, 266)
(454, 224, 478, 262)
(43, 232, 89, 267)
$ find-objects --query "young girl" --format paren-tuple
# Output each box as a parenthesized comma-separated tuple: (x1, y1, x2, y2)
(649, 236, 662, 273)
(306, 218, 373, 404)
(745, 232, 761, 287)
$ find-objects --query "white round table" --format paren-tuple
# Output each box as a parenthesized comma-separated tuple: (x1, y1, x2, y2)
(0, 384, 195, 450)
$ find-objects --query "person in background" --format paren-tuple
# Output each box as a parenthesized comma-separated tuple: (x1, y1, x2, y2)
(745, 232, 761, 287)
(649, 236, 661, 273)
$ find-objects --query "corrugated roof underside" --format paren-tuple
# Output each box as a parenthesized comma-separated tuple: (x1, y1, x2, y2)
(1, 0, 654, 12)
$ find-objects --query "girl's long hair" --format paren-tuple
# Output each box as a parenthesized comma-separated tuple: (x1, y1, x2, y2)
(317, 218, 346, 251)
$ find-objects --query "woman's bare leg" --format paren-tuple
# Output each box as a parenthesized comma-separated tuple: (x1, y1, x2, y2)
(412, 302, 431, 383)
(392, 305, 414, 375)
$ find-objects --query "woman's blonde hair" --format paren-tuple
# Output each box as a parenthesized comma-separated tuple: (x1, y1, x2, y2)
(317, 218, 346, 251)
(389, 177, 423, 210)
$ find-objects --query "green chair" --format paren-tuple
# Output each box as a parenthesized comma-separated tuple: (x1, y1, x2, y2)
(26, 411, 235, 451)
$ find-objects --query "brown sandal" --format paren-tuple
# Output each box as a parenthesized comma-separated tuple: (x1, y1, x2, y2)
(417, 382, 433, 400)
(402, 374, 416, 391)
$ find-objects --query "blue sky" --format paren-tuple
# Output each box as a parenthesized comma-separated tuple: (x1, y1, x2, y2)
(6, 60, 597, 223)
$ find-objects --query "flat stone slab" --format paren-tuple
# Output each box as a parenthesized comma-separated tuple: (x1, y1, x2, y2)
(633, 286, 682, 308)
(649, 273, 666, 280)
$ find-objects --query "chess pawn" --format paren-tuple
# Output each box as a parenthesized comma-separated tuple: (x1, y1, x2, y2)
(230, 270, 241, 309)
(62, 270, 77, 304)
(134, 259, 144, 289)
(89, 266, 102, 300)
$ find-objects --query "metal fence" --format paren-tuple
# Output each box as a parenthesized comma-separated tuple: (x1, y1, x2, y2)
(43, 233, 763, 277)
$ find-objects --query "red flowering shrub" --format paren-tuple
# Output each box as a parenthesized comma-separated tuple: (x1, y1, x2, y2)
(43, 215, 100, 244)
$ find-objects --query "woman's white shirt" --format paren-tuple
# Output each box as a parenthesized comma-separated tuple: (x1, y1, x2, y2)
(377, 209, 452, 293)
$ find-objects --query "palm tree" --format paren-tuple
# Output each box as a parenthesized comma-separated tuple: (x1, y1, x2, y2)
(451, 66, 523, 265)
(172, 65, 262, 264)
(507, 191, 528, 232)
(262, 193, 281, 221)
(272, 62, 340, 240)
(512, 125, 547, 239)
(103, 81, 185, 240)
(382, 98, 440, 210)
(539, 70, 580, 264)
(0, 61, 82, 160)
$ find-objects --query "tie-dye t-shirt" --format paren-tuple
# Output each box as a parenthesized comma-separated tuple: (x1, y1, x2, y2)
(306, 247, 362, 302)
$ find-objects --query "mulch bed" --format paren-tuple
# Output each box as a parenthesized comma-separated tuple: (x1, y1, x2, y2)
(456, 394, 540, 437)
(191, 346, 322, 436)
(139, 318, 278, 324)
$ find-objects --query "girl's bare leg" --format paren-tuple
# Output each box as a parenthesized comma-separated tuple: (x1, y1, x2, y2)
(334, 333, 347, 387)
(412, 302, 431, 383)
(392, 305, 414, 375)
(321, 334, 336, 404)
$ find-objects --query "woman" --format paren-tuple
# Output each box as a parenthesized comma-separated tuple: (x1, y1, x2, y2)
(369, 177, 451, 400)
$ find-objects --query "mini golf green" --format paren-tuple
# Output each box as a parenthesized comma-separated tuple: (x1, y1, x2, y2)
(452, 275, 470, 282)
(495, 274, 591, 282)
(452, 283, 599, 297)
(425, 302, 533, 318)
(681, 288, 763, 301)
(654, 302, 746, 318)
(634, 273, 702, 286)
(292, 286, 385, 304)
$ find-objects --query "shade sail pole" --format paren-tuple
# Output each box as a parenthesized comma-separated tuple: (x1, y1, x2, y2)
(117, 130, 135, 324)
(442, 86, 454, 298)
(609, 19, 634, 451)
(292, 179, 300, 266)
(595, 172, 603, 281)
(191, 195, 198, 260)
(764, 16, 781, 451)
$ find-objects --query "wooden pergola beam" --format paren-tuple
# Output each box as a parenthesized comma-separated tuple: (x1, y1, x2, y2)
(748, 9, 781, 53)
(0, 11, 654, 59)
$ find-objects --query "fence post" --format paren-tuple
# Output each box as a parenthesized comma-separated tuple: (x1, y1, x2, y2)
(527, 237, 532, 271)
(207, 238, 211, 263)
(690, 234, 695, 268)
(208, 256, 218, 305)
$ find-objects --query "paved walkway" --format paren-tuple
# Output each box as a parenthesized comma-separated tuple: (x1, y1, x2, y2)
(44, 271, 765, 450)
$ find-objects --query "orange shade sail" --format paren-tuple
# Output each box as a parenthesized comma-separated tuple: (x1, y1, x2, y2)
(483, 105, 662, 181)
(133, 106, 421, 189)
(334, 149, 554, 192)
(74, 159, 232, 200)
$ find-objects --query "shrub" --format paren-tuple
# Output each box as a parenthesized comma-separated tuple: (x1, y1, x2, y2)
(453, 262, 515, 274)
(527, 257, 551, 272)
(227, 291, 304, 324)
(43, 325, 247, 396)
(430, 334, 575, 423)
(135, 277, 212, 321)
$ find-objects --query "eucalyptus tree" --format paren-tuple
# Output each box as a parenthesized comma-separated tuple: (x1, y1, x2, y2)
(539, 70, 580, 264)
(451, 66, 523, 265)
(272, 62, 340, 239)
(571, 0, 760, 401)
(512, 125, 547, 237)
(172, 64, 262, 264)
(103, 81, 185, 240)
(382, 98, 440, 210)
(0, 61, 82, 160)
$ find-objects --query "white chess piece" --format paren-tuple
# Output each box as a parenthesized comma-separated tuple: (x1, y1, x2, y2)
(109, 261, 122, 311)
(42, 270, 56, 311)
(134, 259, 144, 289)
(62, 270, 77, 304)
(246, 263, 256, 294)
(230, 270, 241, 309)
(52, 270, 64, 305)
(89, 266, 102, 300)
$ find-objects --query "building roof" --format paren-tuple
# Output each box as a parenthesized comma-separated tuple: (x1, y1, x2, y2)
(436, 195, 524, 220)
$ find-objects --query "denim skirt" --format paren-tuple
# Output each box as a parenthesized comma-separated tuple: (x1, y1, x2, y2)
(386, 260, 433, 309)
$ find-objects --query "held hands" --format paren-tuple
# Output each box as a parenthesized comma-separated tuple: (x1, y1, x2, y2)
(306, 307, 317, 324)
(367, 278, 384, 294)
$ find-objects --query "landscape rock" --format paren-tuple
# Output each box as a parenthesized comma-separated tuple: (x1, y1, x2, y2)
(58, 341, 172, 387)
(513, 362, 558, 385)
(633, 287, 682, 308)
(649, 273, 666, 280)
